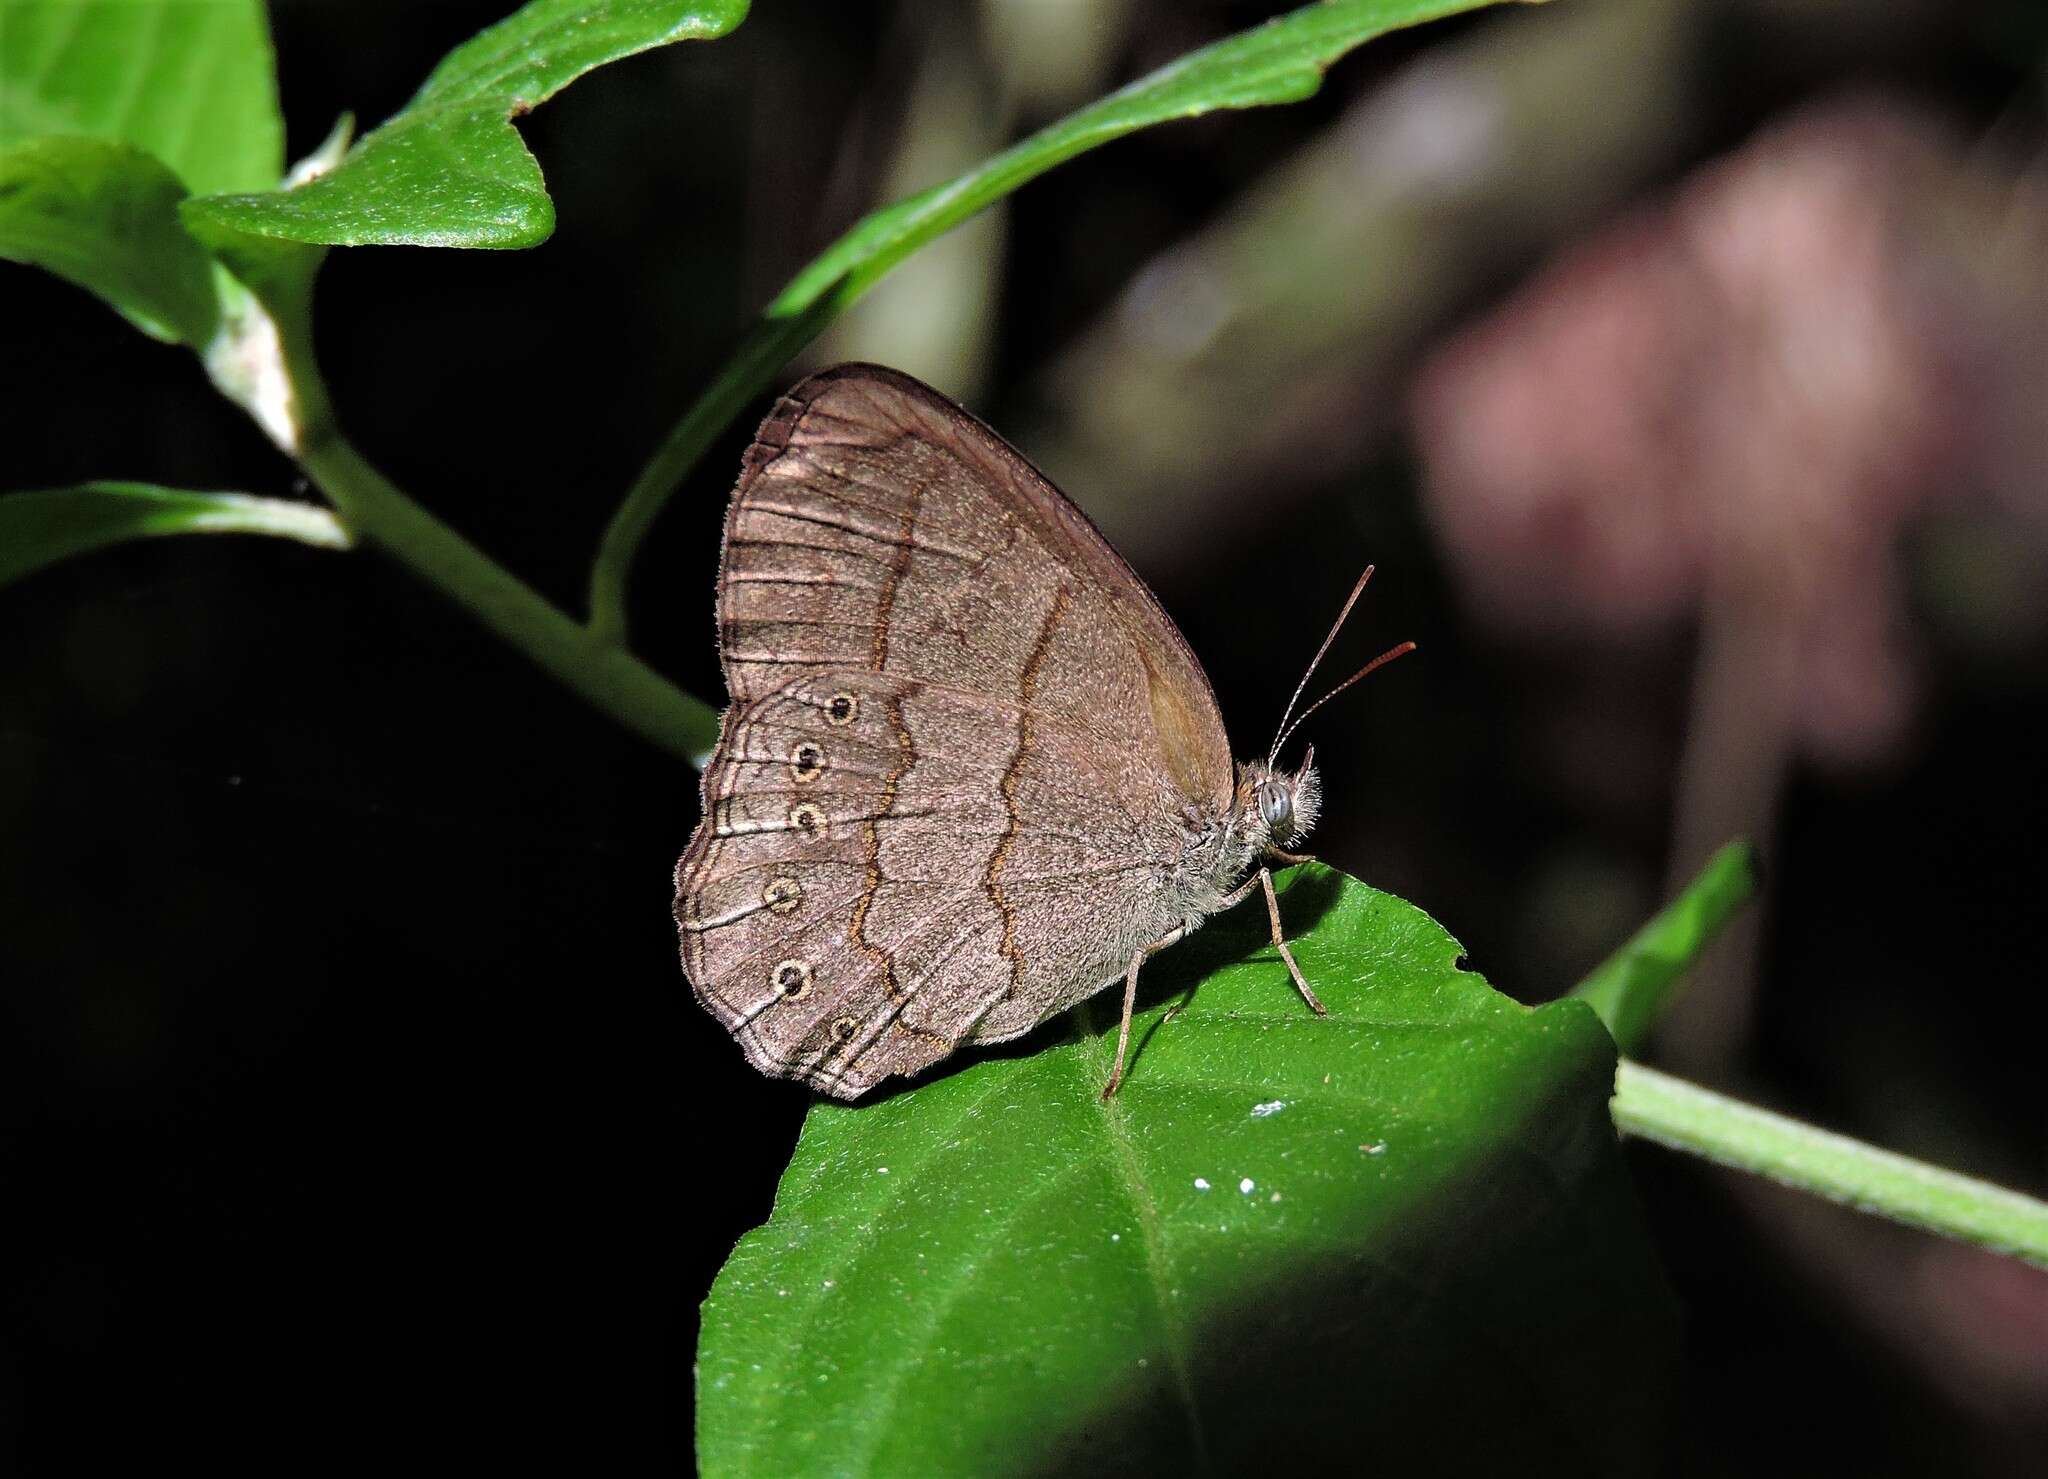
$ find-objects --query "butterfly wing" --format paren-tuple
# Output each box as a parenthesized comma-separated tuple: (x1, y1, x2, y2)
(678, 365, 1234, 1097)
(713, 363, 1231, 805)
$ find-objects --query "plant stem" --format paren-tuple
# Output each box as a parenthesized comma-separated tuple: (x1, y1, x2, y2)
(295, 425, 719, 761)
(584, 0, 1512, 643)
(1612, 1060, 2048, 1270)
(196, 231, 720, 761)
(1570, 840, 1757, 1053)
(585, 300, 833, 646)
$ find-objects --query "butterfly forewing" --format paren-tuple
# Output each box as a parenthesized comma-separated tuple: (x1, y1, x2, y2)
(716, 366, 1231, 805)
(679, 365, 1236, 1097)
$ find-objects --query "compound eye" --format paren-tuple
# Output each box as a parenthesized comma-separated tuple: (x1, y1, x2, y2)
(1257, 779, 1293, 831)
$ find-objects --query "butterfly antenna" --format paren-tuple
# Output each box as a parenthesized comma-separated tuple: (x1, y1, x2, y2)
(1270, 640, 1417, 764)
(1268, 565, 1378, 768)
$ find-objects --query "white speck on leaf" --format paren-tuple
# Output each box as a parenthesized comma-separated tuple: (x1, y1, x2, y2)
(876, 1166, 889, 1175)
(1193, 1177, 1211, 1191)
(1361, 1141, 1388, 1156)
(1239, 1177, 1256, 1194)
(1250, 1099, 1287, 1118)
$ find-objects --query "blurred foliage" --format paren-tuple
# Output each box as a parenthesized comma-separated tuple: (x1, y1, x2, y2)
(0, 0, 282, 193)
(0, 137, 220, 344)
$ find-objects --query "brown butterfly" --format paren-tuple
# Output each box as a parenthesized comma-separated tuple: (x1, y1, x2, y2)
(675, 365, 1409, 1100)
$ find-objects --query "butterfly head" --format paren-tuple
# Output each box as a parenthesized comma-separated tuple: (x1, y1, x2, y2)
(1238, 748, 1322, 853)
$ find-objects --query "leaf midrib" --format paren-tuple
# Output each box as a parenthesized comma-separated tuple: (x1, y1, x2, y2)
(1082, 1048, 1212, 1473)
(729, 1040, 1237, 1474)
(828, 1046, 1221, 1474)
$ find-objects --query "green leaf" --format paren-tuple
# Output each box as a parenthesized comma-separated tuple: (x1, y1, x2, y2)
(591, 0, 1536, 643)
(699, 866, 1676, 1476)
(0, 0, 282, 195)
(0, 136, 217, 344)
(774, 0, 1528, 316)
(1570, 841, 1758, 1053)
(0, 482, 352, 590)
(183, 0, 750, 249)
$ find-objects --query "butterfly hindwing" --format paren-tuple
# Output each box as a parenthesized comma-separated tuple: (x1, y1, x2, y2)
(679, 670, 1186, 1095)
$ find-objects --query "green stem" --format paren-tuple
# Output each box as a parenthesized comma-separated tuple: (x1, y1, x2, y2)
(194, 233, 719, 761)
(1612, 1060, 2048, 1270)
(294, 424, 718, 760)
(584, 0, 1512, 643)
(585, 298, 835, 646)
(197, 251, 723, 763)
(1570, 840, 1757, 1053)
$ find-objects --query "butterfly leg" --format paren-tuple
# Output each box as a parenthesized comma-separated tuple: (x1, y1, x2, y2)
(1211, 868, 1325, 1015)
(1259, 866, 1326, 1016)
(1102, 924, 1189, 1100)
(1159, 872, 1263, 1026)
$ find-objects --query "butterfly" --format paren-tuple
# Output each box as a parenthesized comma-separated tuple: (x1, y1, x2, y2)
(675, 364, 1409, 1100)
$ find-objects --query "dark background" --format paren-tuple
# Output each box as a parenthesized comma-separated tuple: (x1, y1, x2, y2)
(3, 1, 2045, 1472)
